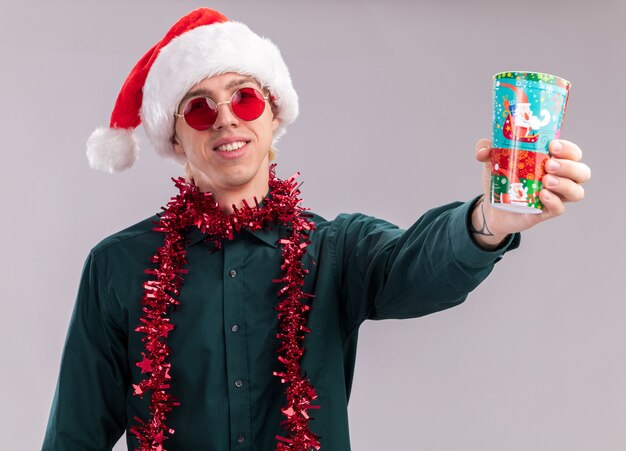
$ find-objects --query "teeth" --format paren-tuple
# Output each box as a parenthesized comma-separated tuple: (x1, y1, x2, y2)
(216, 141, 247, 152)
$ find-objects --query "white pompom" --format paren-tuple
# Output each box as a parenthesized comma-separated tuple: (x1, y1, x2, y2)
(86, 127, 139, 173)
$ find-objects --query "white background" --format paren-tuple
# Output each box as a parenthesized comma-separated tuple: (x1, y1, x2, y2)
(1, 0, 624, 449)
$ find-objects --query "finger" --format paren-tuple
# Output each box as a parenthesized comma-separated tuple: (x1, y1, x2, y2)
(549, 139, 583, 162)
(541, 174, 585, 203)
(539, 188, 565, 217)
(475, 138, 492, 163)
(544, 158, 592, 184)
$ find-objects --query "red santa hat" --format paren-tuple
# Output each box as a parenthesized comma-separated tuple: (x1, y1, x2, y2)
(86, 8, 299, 173)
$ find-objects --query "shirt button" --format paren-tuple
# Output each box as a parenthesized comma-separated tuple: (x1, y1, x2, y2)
(234, 379, 243, 388)
(231, 324, 239, 333)
(237, 434, 245, 444)
(229, 269, 237, 278)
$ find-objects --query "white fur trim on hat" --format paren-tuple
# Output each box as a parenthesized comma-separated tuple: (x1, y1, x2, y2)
(86, 127, 139, 173)
(141, 21, 298, 165)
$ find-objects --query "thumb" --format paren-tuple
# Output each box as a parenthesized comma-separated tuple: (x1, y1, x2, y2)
(475, 138, 492, 163)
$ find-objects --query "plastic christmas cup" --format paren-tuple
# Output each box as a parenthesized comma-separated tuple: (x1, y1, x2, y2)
(490, 71, 571, 213)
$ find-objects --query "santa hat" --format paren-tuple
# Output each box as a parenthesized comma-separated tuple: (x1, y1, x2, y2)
(86, 8, 298, 173)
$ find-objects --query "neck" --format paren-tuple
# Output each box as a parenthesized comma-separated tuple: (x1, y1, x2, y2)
(194, 173, 270, 215)
(213, 186, 269, 215)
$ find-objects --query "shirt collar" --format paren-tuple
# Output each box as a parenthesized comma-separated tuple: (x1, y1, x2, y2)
(184, 222, 281, 248)
(180, 189, 283, 249)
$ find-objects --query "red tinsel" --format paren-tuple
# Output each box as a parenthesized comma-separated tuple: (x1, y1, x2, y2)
(130, 165, 321, 451)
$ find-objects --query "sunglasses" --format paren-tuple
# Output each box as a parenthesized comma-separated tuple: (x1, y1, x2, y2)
(174, 87, 270, 131)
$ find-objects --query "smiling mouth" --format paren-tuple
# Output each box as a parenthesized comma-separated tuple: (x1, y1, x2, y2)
(214, 141, 249, 152)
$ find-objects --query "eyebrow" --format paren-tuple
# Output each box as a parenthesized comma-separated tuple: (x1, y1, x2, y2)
(178, 76, 260, 110)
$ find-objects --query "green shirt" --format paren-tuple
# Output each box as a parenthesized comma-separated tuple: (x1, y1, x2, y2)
(43, 198, 519, 450)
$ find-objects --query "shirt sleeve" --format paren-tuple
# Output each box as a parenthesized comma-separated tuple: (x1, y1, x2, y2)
(42, 252, 129, 451)
(329, 198, 520, 329)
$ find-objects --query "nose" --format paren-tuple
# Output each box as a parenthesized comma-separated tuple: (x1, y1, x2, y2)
(212, 101, 239, 130)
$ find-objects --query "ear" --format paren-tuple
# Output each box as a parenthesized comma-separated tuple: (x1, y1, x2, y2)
(271, 117, 280, 133)
(172, 133, 185, 156)
(269, 95, 280, 133)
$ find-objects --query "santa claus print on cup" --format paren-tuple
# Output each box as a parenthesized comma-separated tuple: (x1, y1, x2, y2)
(490, 71, 571, 213)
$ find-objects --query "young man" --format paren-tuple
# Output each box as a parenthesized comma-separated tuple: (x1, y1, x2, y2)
(42, 8, 590, 451)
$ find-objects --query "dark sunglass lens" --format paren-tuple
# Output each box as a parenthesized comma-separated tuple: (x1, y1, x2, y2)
(184, 98, 217, 131)
(232, 88, 266, 121)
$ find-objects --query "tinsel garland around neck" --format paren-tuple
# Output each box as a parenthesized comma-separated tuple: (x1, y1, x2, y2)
(129, 165, 321, 451)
